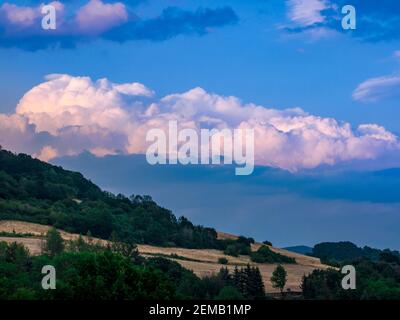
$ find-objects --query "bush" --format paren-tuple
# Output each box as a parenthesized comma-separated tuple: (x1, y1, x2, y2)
(218, 257, 228, 265)
(250, 246, 296, 264)
(263, 240, 273, 246)
(224, 244, 239, 257)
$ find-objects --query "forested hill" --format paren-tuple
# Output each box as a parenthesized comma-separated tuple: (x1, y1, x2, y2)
(311, 241, 400, 265)
(0, 148, 222, 248)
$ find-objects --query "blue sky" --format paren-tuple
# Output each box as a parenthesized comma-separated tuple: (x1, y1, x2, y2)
(1, 0, 399, 131)
(1, 0, 400, 248)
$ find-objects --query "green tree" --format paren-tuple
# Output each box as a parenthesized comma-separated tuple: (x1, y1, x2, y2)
(216, 286, 244, 300)
(43, 228, 64, 257)
(224, 245, 239, 257)
(271, 265, 287, 297)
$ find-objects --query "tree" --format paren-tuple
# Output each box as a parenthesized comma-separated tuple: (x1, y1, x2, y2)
(271, 265, 287, 297)
(216, 286, 244, 300)
(43, 228, 64, 257)
(109, 231, 142, 264)
(249, 266, 265, 299)
(380, 250, 400, 264)
(224, 244, 239, 257)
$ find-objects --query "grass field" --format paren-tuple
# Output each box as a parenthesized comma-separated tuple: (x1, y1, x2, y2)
(0, 220, 329, 293)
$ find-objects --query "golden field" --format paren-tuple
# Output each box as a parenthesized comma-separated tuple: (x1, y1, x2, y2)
(0, 220, 329, 293)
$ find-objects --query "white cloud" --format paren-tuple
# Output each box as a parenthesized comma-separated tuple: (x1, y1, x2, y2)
(1, 3, 39, 27)
(286, 0, 330, 27)
(352, 75, 400, 102)
(0, 0, 126, 37)
(75, 0, 128, 35)
(0, 1, 64, 30)
(35, 146, 58, 162)
(2, 74, 399, 171)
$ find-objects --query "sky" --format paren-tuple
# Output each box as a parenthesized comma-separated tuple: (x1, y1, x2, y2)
(1, 0, 400, 248)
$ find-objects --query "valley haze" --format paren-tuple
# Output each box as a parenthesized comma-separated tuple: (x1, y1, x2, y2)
(54, 153, 400, 251)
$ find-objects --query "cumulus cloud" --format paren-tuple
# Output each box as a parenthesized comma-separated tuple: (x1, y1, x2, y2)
(0, 1, 64, 30)
(1, 3, 41, 27)
(2, 74, 399, 171)
(352, 76, 400, 102)
(75, 0, 128, 35)
(0, 1, 238, 50)
(35, 145, 58, 161)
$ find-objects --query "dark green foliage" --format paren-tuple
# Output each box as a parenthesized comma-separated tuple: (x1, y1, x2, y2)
(263, 240, 273, 246)
(380, 250, 400, 264)
(0, 240, 265, 300)
(224, 244, 239, 257)
(0, 150, 220, 249)
(42, 251, 175, 300)
(250, 245, 296, 264)
(301, 258, 400, 300)
(0, 231, 35, 238)
(43, 228, 64, 257)
(271, 265, 287, 295)
(312, 242, 364, 265)
(301, 268, 343, 300)
(220, 237, 252, 257)
(215, 286, 244, 300)
(0, 242, 33, 299)
(312, 241, 400, 265)
(231, 265, 265, 299)
(0, 241, 175, 300)
(218, 257, 228, 265)
(145, 258, 226, 299)
(144, 259, 266, 300)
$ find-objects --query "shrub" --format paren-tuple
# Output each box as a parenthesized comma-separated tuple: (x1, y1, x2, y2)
(251, 246, 296, 264)
(224, 244, 239, 257)
(218, 257, 228, 265)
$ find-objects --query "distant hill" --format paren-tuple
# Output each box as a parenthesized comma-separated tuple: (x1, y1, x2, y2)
(283, 245, 313, 255)
(311, 241, 400, 265)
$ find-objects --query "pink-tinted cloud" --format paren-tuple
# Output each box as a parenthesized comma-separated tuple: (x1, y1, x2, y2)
(286, 0, 331, 27)
(0, 1, 238, 50)
(352, 75, 400, 102)
(75, 0, 128, 35)
(1, 74, 397, 171)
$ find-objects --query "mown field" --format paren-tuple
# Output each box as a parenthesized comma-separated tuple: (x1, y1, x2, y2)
(0, 220, 329, 293)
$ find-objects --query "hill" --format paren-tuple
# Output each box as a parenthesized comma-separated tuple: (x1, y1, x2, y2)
(0, 148, 332, 293)
(311, 241, 400, 265)
(0, 148, 223, 249)
(0, 220, 328, 293)
(283, 245, 313, 255)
